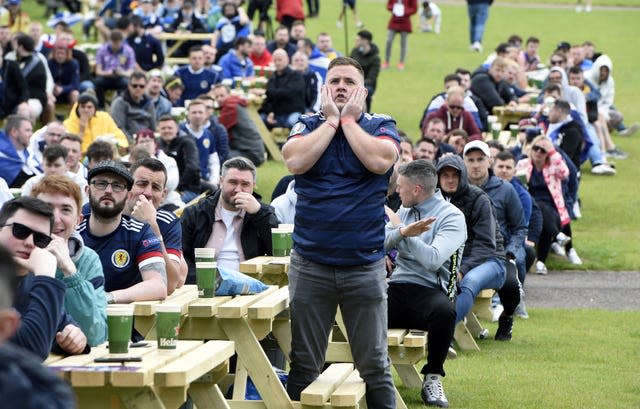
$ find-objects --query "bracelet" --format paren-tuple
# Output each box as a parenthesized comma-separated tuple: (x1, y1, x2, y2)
(325, 120, 338, 130)
(341, 117, 356, 125)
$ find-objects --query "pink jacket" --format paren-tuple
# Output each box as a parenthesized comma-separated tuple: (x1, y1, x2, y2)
(517, 151, 571, 226)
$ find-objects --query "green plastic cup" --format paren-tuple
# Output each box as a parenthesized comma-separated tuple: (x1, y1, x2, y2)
(196, 261, 217, 298)
(272, 228, 289, 257)
(491, 123, 502, 140)
(107, 305, 134, 354)
(155, 304, 181, 349)
(194, 247, 215, 263)
(253, 65, 262, 77)
(510, 124, 519, 139)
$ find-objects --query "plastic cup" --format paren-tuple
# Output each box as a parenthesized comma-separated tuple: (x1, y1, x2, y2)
(107, 305, 134, 354)
(491, 122, 502, 140)
(196, 261, 217, 298)
(510, 124, 519, 139)
(155, 304, 181, 350)
(517, 171, 528, 186)
(253, 65, 262, 77)
(272, 228, 289, 257)
(194, 247, 215, 263)
(487, 115, 498, 124)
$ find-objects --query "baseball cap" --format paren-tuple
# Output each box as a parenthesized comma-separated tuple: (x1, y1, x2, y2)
(88, 160, 134, 190)
(556, 41, 571, 52)
(463, 140, 490, 157)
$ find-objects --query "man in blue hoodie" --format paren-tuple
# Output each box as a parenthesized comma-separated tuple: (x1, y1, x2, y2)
(384, 159, 466, 408)
(0, 115, 41, 188)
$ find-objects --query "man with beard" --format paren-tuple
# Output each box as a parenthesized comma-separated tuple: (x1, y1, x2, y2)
(181, 156, 278, 281)
(78, 161, 167, 304)
(218, 37, 254, 81)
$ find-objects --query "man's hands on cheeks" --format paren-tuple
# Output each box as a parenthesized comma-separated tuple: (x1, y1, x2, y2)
(56, 324, 87, 355)
(400, 217, 436, 238)
(233, 192, 261, 214)
(340, 86, 367, 123)
(131, 195, 157, 225)
(14, 247, 57, 278)
(46, 235, 76, 277)
(320, 85, 340, 125)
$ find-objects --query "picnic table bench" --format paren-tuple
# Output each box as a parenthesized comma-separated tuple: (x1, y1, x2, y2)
(46, 339, 234, 409)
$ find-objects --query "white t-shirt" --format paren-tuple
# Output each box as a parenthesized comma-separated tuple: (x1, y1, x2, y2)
(216, 207, 241, 271)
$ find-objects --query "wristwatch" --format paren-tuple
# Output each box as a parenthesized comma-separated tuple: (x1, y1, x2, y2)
(105, 292, 116, 304)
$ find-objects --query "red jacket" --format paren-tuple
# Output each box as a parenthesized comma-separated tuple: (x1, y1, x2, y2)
(424, 105, 483, 141)
(276, 0, 305, 22)
(387, 0, 418, 33)
(250, 50, 273, 67)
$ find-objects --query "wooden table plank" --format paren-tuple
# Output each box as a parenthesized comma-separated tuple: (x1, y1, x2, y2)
(188, 296, 234, 317)
(248, 285, 290, 320)
(330, 369, 365, 407)
(217, 286, 277, 319)
(155, 340, 235, 387)
(301, 363, 353, 406)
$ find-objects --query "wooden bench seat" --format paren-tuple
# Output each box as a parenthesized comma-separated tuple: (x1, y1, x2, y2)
(301, 363, 366, 408)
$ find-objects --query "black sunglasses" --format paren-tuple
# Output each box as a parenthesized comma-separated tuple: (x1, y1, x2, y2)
(130, 83, 146, 89)
(1, 222, 52, 248)
(448, 105, 464, 110)
(550, 60, 563, 66)
(532, 145, 547, 154)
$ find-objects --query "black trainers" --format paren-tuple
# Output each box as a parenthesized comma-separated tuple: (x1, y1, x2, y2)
(495, 314, 513, 341)
(421, 374, 449, 407)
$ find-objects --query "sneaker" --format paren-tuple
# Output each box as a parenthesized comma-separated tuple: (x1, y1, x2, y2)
(495, 314, 513, 341)
(421, 374, 449, 408)
(471, 41, 482, 52)
(381, 61, 390, 69)
(618, 123, 639, 136)
(575, 4, 583, 12)
(355, 21, 364, 29)
(515, 301, 529, 319)
(336, 20, 343, 29)
(535, 261, 548, 275)
(550, 242, 566, 256)
(591, 163, 616, 175)
(555, 232, 571, 248)
(447, 345, 457, 360)
(567, 248, 583, 265)
(396, 62, 405, 70)
(585, 4, 592, 12)
(572, 201, 582, 219)
(491, 303, 504, 322)
(606, 148, 628, 160)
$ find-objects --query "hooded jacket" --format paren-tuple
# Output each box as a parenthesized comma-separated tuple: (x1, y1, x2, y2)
(271, 180, 297, 224)
(350, 44, 381, 91)
(587, 55, 614, 115)
(549, 66, 587, 124)
(110, 90, 157, 142)
(384, 187, 466, 294)
(436, 155, 504, 274)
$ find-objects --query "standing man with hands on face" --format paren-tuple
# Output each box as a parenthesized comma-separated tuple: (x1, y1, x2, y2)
(283, 57, 400, 409)
(124, 158, 188, 295)
(0, 196, 89, 360)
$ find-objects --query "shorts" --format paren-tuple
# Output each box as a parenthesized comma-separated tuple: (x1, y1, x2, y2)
(343, 0, 355, 9)
(248, 0, 272, 22)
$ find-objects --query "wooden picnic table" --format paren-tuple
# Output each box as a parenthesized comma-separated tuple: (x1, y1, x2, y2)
(131, 284, 295, 409)
(45, 339, 235, 409)
(493, 104, 536, 128)
(156, 32, 212, 66)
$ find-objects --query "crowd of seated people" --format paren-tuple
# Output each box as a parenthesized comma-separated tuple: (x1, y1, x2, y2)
(0, 2, 637, 408)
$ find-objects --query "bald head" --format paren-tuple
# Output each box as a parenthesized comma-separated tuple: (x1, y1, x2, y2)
(273, 49, 289, 72)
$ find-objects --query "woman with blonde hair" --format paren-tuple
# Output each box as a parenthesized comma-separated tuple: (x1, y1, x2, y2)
(516, 135, 581, 274)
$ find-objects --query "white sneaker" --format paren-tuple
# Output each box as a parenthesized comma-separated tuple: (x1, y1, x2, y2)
(591, 163, 616, 175)
(471, 41, 482, 52)
(567, 248, 583, 265)
(585, 5, 592, 12)
(550, 242, 566, 256)
(421, 374, 449, 408)
(618, 123, 639, 136)
(447, 346, 457, 360)
(336, 20, 343, 29)
(555, 232, 571, 248)
(491, 303, 504, 322)
(575, 5, 583, 12)
(535, 261, 548, 275)
(573, 201, 582, 219)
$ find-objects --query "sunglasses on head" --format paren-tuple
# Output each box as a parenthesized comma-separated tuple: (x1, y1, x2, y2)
(532, 145, 547, 154)
(1, 222, 52, 248)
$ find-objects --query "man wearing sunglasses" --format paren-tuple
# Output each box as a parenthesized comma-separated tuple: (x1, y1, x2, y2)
(0, 196, 89, 360)
(78, 161, 167, 305)
(110, 71, 157, 143)
(423, 86, 482, 141)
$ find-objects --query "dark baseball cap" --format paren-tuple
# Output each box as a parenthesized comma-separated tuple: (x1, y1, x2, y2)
(88, 160, 134, 190)
(556, 41, 571, 51)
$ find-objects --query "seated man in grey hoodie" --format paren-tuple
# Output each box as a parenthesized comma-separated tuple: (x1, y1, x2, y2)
(384, 159, 466, 408)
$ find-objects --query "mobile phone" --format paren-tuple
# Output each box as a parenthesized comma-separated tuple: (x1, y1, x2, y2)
(130, 341, 150, 348)
(94, 357, 142, 363)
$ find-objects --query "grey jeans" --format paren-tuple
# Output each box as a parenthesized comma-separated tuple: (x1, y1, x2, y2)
(286, 250, 396, 409)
